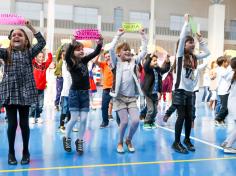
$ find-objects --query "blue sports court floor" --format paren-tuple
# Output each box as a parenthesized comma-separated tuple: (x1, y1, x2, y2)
(0, 90, 236, 176)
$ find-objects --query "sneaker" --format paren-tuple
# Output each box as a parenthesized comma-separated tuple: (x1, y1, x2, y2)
(183, 139, 195, 152)
(63, 137, 72, 152)
(72, 128, 79, 132)
(108, 115, 114, 121)
(151, 123, 158, 129)
(139, 114, 146, 121)
(59, 126, 65, 133)
(143, 123, 152, 130)
(117, 143, 124, 153)
(172, 142, 188, 154)
(224, 147, 236, 154)
(75, 139, 83, 155)
(163, 114, 170, 122)
(37, 118, 43, 124)
(100, 122, 109, 128)
(221, 141, 228, 148)
(8, 154, 17, 165)
(21, 154, 30, 165)
(125, 139, 135, 153)
(29, 118, 36, 124)
(55, 105, 60, 111)
(215, 120, 222, 126)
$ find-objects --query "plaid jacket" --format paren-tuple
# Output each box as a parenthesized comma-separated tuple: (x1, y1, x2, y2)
(0, 32, 46, 106)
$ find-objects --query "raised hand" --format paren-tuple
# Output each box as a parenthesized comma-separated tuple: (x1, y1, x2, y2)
(97, 34, 103, 45)
(139, 28, 145, 35)
(184, 14, 190, 23)
(117, 28, 125, 37)
(25, 20, 37, 34)
(196, 32, 203, 42)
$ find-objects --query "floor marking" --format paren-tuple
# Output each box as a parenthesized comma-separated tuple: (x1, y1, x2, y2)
(157, 125, 223, 150)
(1, 156, 236, 173)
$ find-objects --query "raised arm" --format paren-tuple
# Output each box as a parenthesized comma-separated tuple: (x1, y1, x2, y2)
(26, 21, 46, 58)
(109, 28, 125, 68)
(196, 33, 211, 60)
(45, 52, 53, 68)
(82, 36, 103, 64)
(65, 42, 74, 68)
(135, 29, 148, 64)
(176, 14, 189, 58)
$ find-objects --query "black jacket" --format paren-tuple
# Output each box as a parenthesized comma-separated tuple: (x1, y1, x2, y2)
(141, 54, 170, 97)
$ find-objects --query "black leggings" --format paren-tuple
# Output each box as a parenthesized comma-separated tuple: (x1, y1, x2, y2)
(5, 105, 30, 155)
(175, 105, 193, 143)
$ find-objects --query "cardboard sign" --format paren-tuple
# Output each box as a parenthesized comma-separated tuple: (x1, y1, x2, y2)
(189, 17, 197, 35)
(122, 22, 142, 32)
(74, 29, 100, 40)
(0, 13, 25, 25)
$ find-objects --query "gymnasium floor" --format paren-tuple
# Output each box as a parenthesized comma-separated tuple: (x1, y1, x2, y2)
(0, 89, 236, 176)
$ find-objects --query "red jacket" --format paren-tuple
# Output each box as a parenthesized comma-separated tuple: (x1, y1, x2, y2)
(32, 53, 53, 90)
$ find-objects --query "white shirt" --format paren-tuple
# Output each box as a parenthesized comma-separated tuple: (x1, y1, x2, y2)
(61, 60, 72, 97)
(216, 66, 233, 95)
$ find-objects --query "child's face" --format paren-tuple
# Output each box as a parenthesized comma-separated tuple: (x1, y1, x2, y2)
(61, 51, 65, 60)
(36, 53, 45, 64)
(74, 46, 84, 58)
(150, 57, 158, 68)
(119, 48, 131, 61)
(10, 29, 28, 50)
(185, 40, 195, 53)
(104, 53, 111, 63)
(223, 60, 230, 68)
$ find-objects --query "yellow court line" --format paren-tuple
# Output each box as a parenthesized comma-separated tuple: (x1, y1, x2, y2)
(1, 156, 236, 173)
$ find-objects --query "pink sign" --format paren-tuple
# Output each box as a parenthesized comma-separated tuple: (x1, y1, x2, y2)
(0, 14, 25, 25)
(74, 29, 100, 40)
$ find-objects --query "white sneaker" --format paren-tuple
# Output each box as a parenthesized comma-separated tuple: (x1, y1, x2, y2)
(72, 128, 79, 132)
(29, 118, 36, 124)
(224, 147, 236, 154)
(37, 118, 43, 124)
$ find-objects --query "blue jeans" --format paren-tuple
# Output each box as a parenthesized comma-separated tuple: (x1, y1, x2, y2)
(215, 95, 221, 115)
(101, 89, 112, 124)
(60, 96, 70, 116)
(30, 90, 44, 118)
(202, 86, 212, 102)
(55, 77, 63, 106)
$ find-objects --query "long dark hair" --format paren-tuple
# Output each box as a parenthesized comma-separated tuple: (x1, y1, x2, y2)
(7, 28, 31, 65)
(183, 35, 197, 69)
(66, 41, 84, 71)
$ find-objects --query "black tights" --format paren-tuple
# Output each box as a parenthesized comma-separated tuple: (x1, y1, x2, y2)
(175, 105, 193, 143)
(5, 105, 30, 155)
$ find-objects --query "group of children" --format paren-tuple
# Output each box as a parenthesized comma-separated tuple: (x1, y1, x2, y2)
(0, 13, 236, 165)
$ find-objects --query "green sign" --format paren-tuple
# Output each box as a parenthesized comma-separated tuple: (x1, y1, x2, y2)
(122, 22, 142, 32)
(189, 17, 198, 35)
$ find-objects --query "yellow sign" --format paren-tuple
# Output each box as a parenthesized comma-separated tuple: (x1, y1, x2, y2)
(122, 22, 142, 32)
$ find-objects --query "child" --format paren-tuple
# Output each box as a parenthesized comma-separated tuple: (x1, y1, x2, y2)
(59, 44, 72, 133)
(109, 28, 147, 153)
(172, 14, 210, 154)
(142, 54, 170, 129)
(209, 61, 218, 110)
(215, 56, 232, 125)
(0, 21, 46, 165)
(94, 51, 114, 128)
(29, 51, 52, 123)
(63, 36, 103, 154)
(54, 44, 66, 111)
(221, 57, 236, 153)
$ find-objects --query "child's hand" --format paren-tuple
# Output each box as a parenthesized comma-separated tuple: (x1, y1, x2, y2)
(25, 20, 37, 34)
(97, 34, 103, 45)
(184, 14, 190, 23)
(196, 32, 203, 42)
(117, 28, 125, 37)
(139, 28, 145, 35)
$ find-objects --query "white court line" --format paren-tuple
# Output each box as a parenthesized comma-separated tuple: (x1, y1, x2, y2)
(157, 124, 224, 150)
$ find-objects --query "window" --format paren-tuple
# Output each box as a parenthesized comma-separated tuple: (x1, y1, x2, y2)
(129, 11, 150, 28)
(114, 7, 123, 30)
(16, 2, 42, 20)
(74, 7, 98, 24)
